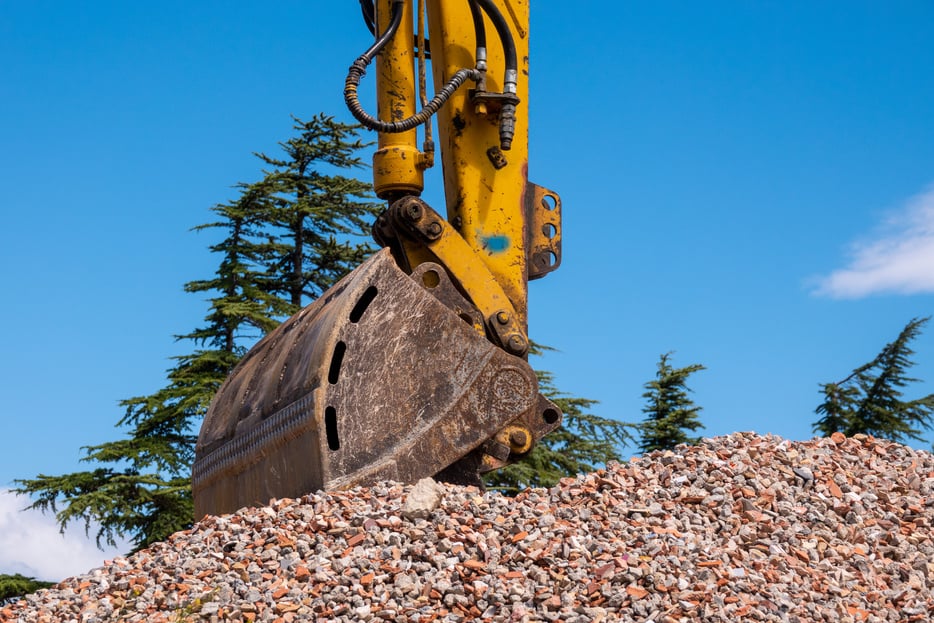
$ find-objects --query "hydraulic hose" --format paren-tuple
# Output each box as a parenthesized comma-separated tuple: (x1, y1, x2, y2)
(468, 0, 487, 73)
(345, 0, 482, 134)
(472, 0, 518, 149)
(366, 0, 404, 61)
(472, 0, 515, 76)
(358, 0, 376, 36)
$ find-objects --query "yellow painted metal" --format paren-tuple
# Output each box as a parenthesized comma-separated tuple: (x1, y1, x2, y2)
(422, 0, 532, 331)
(400, 198, 527, 353)
(369, 0, 534, 334)
(421, 222, 515, 326)
(373, 0, 425, 199)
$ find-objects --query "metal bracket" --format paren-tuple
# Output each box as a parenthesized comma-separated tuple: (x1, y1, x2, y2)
(410, 262, 485, 336)
(388, 196, 530, 356)
(525, 182, 562, 280)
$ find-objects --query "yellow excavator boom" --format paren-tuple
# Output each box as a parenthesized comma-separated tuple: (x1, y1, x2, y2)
(193, 0, 562, 517)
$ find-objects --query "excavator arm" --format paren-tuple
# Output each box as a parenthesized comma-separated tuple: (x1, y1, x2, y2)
(193, 0, 562, 517)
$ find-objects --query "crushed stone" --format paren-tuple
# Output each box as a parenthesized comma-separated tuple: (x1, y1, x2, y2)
(4, 432, 934, 622)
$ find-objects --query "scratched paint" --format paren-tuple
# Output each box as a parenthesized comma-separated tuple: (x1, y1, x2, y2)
(480, 234, 510, 253)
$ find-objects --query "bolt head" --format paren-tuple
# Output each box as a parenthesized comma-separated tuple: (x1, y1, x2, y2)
(509, 430, 529, 448)
(405, 202, 423, 220)
(506, 334, 527, 354)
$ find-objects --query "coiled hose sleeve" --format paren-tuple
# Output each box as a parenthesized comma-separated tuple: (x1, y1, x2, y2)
(344, 0, 482, 134)
(345, 64, 482, 133)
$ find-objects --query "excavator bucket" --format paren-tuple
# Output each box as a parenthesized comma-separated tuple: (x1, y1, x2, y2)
(193, 248, 561, 517)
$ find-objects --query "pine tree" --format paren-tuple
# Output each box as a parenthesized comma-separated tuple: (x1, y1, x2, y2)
(638, 352, 705, 454)
(484, 345, 636, 492)
(813, 317, 934, 443)
(256, 114, 378, 308)
(15, 117, 378, 551)
(185, 184, 294, 344)
(0, 574, 54, 605)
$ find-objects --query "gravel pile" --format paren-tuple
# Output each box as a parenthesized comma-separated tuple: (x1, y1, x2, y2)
(5, 432, 934, 622)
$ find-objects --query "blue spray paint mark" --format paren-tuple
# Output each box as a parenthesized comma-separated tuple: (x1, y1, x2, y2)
(481, 235, 510, 253)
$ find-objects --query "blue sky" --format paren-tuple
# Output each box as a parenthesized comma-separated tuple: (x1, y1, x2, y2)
(2, 1, 934, 577)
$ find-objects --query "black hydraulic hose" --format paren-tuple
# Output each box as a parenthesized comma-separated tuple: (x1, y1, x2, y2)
(365, 0, 404, 62)
(358, 0, 376, 36)
(468, 0, 486, 52)
(468, 0, 487, 93)
(345, 0, 482, 133)
(472, 0, 515, 75)
(472, 0, 519, 149)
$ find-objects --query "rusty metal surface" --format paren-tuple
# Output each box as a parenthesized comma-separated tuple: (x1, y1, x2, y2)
(410, 262, 485, 335)
(525, 182, 562, 280)
(193, 248, 561, 517)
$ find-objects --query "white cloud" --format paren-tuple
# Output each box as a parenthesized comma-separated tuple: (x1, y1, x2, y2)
(0, 489, 129, 582)
(813, 184, 934, 298)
